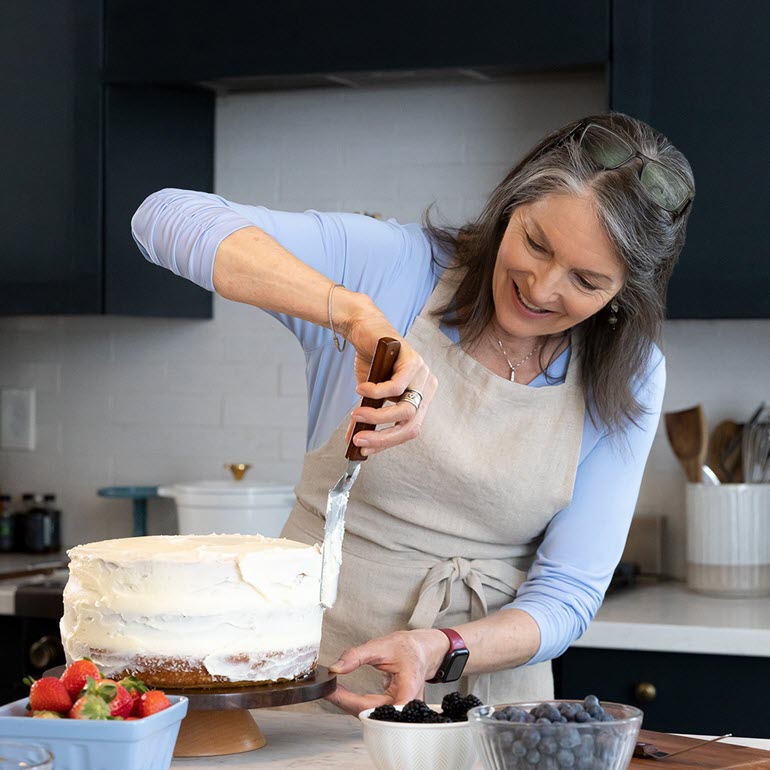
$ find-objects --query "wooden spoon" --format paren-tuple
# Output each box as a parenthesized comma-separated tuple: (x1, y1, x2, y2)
(664, 405, 707, 483)
(708, 420, 744, 483)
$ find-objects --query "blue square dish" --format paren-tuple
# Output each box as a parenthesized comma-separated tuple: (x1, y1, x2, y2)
(0, 694, 188, 770)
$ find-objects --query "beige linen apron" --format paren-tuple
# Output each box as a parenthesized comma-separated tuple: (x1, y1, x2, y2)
(282, 270, 585, 710)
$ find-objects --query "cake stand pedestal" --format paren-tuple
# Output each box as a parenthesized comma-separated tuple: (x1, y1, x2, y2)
(45, 665, 336, 758)
(165, 666, 337, 757)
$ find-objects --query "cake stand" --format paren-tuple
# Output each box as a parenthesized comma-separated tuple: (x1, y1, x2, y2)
(46, 665, 337, 757)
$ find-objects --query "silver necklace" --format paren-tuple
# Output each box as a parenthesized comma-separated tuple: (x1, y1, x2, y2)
(496, 339, 541, 383)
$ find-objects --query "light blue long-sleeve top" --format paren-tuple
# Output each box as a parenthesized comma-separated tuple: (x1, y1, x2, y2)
(132, 188, 665, 665)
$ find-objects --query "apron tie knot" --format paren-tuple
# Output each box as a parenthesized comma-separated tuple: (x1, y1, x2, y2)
(407, 556, 528, 631)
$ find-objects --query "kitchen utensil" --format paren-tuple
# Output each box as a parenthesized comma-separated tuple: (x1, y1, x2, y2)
(664, 405, 707, 483)
(742, 403, 769, 483)
(701, 464, 720, 485)
(708, 420, 744, 483)
(320, 337, 401, 609)
(630, 729, 770, 768)
(635, 732, 731, 760)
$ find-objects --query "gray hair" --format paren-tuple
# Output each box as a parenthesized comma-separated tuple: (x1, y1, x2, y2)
(426, 112, 695, 433)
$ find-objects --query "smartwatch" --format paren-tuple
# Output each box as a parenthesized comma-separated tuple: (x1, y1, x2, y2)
(426, 628, 470, 683)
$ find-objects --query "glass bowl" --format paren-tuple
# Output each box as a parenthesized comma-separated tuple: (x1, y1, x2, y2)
(468, 700, 643, 770)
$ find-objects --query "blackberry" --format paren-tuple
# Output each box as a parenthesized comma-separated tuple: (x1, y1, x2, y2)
(400, 699, 435, 723)
(440, 691, 466, 720)
(462, 694, 483, 711)
(369, 704, 400, 722)
(441, 691, 483, 722)
(423, 711, 452, 724)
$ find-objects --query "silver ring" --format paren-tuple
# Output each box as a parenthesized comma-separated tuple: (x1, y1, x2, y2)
(399, 388, 424, 411)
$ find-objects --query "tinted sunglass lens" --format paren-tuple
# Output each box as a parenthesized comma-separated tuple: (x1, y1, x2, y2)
(581, 125, 634, 169)
(641, 162, 690, 212)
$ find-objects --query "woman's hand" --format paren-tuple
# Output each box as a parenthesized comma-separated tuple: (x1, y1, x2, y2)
(324, 629, 449, 716)
(338, 291, 438, 455)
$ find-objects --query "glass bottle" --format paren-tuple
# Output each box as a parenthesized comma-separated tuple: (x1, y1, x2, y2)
(12, 493, 34, 552)
(43, 493, 61, 552)
(0, 494, 13, 552)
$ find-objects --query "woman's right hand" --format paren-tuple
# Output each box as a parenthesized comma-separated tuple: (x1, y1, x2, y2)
(338, 290, 438, 456)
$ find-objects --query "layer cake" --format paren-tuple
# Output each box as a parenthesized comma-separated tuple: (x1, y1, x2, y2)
(60, 534, 322, 688)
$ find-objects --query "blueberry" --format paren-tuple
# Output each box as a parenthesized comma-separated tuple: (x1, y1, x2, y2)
(574, 709, 591, 723)
(540, 757, 559, 770)
(526, 748, 541, 764)
(522, 729, 541, 748)
(511, 739, 528, 758)
(556, 748, 576, 767)
(492, 711, 508, 720)
(537, 717, 551, 724)
(524, 712, 536, 723)
(541, 736, 558, 755)
(558, 726, 580, 749)
(583, 694, 600, 709)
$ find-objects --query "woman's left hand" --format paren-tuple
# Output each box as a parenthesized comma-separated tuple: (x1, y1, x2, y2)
(324, 629, 449, 716)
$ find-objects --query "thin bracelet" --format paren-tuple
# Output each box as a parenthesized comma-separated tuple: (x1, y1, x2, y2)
(328, 283, 347, 353)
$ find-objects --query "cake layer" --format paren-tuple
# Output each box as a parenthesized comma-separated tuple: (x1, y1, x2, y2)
(106, 646, 318, 688)
(60, 534, 322, 683)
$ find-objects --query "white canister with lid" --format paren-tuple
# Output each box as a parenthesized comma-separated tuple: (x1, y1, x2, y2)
(158, 465, 296, 538)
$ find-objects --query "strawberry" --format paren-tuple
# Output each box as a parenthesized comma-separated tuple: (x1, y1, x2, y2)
(27, 677, 72, 714)
(31, 710, 63, 718)
(118, 676, 149, 716)
(68, 692, 111, 720)
(83, 676, 133, 719)
(137, 690, 171, 718)
(60, 659, 101, 699)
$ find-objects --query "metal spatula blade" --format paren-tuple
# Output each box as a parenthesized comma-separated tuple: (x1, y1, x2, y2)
(320, 460, 361, 609)
(320, 337, 401, 609)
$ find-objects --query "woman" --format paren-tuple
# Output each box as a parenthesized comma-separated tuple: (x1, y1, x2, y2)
(132, 112, 694, 715)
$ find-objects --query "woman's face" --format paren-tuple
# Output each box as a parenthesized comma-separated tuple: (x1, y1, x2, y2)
(492, 192, 626, 340)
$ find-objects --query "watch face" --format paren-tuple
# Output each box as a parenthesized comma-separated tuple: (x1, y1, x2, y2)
(443, 649, 470, 682)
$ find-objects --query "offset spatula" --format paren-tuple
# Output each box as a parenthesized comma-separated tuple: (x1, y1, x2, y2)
(320, 336, 401, 609)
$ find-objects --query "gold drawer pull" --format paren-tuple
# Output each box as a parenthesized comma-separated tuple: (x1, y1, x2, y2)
(635, 682, 657, 703)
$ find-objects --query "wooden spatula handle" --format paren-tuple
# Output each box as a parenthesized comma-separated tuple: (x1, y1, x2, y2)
(346, 337, 401, 462)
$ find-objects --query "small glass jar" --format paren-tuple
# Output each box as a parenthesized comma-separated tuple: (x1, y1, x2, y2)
(0, 741, 53, 769)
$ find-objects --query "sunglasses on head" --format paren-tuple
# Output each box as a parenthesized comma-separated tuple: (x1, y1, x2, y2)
(571, 122, 694, 216)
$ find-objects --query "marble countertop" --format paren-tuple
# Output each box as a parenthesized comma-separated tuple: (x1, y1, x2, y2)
(170, 710, 769, 769)
(572, 581, 770, 656)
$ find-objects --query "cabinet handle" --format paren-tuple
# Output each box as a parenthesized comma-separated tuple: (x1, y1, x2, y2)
(635, 681, 657, 703)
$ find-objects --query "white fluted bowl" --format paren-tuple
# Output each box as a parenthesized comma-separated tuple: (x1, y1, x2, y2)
(359, 704, 476, 770)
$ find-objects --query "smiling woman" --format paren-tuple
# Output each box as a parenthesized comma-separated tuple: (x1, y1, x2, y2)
(429, 113, 694, 432)
(130, 110, 694, 716)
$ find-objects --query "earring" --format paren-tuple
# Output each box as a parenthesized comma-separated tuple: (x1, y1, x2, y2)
(608, 300, 619, 328)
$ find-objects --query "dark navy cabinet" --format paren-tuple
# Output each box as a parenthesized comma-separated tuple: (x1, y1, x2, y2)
(3, 1, 768, 318)
(611, 0, 770, 318)
(102, 0, 609, 86)
(554, 646, 770, 738)
(0, 0, 213, 317)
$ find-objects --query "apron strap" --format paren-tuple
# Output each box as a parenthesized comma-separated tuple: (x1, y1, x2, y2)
(407, 557, 528, 630)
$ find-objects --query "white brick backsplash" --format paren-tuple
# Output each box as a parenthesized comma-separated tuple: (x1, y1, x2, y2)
(60, 363, 165, 395)
(164, 362, 277, 396)
(222, 393, 307, 430)
(280, 429, 306, 462)
(112, 392, 221, 426)
(111, 322, 225, 364)
(279, 363, 307, 397)
(0, 362, 60, 393)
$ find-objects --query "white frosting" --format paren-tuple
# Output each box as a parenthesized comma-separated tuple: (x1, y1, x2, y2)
(60, 534, 323, 682)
